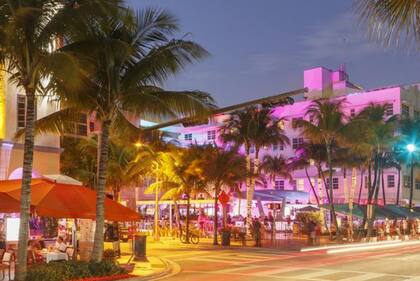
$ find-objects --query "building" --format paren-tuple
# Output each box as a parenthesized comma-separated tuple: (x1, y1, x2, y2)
(0, 70, 61, 179)
(167, 66, 420, 215)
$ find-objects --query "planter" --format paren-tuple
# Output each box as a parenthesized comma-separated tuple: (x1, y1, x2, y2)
(221, 230, 231, 246)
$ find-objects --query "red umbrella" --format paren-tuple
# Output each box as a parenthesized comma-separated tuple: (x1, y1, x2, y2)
(0, 179, 139, 221)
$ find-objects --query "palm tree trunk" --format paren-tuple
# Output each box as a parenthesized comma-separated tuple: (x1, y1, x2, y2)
(173, 200, 181, 233)
(186, 194, 191, 243)
(305, 166, 319, 205)
(318, 165, 331, 203)
(91, 120, 111, 262)
(326, 144, 339, 235)
(253, 150, 263, 217)
(396, 167, 401, 205)
(409, 155, 414, 209)
(245, 150, 253, 229)
(16, 93, 36, 281)
(357, 169, 364, 204)
(213, 185, 219, 245)
(381, 169, 386, 205)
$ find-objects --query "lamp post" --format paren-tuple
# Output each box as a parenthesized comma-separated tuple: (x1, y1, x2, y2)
(407, 143, 416, 210)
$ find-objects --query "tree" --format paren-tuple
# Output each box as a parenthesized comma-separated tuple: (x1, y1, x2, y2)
(25, 7, 215, 260)
(352, 103, 397, 238)
(199, 144, 246, 245)
(356, 0, 420, 49)
(295, 99, 351, 235)
(220, 106, 289, 227)
(260, 155, 291, 188)
(0, 1, 120, 279)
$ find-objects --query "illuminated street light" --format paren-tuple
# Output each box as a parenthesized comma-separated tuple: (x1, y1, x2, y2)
(134, 141, 142, 148)
(407, 143, 416, 153)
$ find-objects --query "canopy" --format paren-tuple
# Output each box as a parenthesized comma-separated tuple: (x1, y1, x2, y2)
(0, 179, 140, 221)
(322, 204, 420, 219)
(321, 204, 365, 218)
(298, 206, 320, 212)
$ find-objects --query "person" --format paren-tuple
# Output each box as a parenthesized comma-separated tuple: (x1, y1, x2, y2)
(252, 218, 262, 247)
(315, 222, 322, 245)
(198, 210, 207, 238)
(54, 236, 67, 253)
(0, 219, 5, 250)
(307, 220, 316, 245)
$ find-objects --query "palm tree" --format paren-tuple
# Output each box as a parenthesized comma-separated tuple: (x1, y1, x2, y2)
(352, 103, 397, 238)
(260, 155, 292, 187)
(356, 0, 420, 48)
(25, 8, 215, 260)
(295, 99, 350, 234)
(0, 1, 120, 278)
(220, 106, 289, 226)
(199, 144, 246, 245)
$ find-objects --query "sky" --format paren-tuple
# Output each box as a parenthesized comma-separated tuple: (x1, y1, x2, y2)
(127, 0, 420, 107)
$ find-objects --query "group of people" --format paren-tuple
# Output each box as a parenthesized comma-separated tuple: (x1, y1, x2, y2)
(375, 218, 420, 239)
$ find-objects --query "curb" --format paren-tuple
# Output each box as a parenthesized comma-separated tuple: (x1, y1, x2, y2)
(123, 257, 180, 281)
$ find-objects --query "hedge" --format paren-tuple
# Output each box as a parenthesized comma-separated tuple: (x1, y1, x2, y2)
(25, 260, 126, 281)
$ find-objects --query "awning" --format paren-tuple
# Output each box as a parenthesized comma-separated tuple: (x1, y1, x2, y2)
(233, 190, 309, 202)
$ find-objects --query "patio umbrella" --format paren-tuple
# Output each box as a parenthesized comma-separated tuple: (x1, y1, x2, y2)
(0, 179, 140, 221)
(298, 206, 320, 212)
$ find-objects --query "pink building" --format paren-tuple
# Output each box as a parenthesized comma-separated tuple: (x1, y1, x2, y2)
(170, 66, 420, 215)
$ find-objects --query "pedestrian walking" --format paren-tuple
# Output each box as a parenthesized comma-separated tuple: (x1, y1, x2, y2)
(252, 218, 262, 247)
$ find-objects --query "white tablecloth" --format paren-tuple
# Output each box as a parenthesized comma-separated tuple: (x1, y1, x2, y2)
(43, 251, 68, 263)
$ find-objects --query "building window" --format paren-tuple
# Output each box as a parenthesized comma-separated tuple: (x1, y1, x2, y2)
(274, 180, 284, 190)
(364, 176, 368, 189)
(402, 104, 410, 118)
(17, 95, 26, 128)
(326, 178, 339, 189)
(404, 175, 411, 188)
(350, 109, 355, 117)
(416, 181, 420, 190)
(207, 130, 216, 141)
(296, 179, 304, 191)
(385, 104, 394, 116)
(292, 138, 304, 149)
(272, 144, 278, 151)
(387, 175, 395, 188)
(290, 180, 297, 190)
(76, 114, 88, 136)
(250, 146, 255, 153)
(89, 121, 95, 132)
(184, 133, 192, 141)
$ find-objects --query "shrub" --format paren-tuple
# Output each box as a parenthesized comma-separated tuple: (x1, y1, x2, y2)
(25, 260, 126, 281)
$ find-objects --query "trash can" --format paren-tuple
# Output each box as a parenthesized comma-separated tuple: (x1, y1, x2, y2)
(221, 230, 231, 246)
(134, 234, 147, 261)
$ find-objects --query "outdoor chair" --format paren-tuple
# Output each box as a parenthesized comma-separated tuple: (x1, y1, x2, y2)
(0, 250, 15, 281)
(66, 247, 75, 260)
(0, 249, 4, 261)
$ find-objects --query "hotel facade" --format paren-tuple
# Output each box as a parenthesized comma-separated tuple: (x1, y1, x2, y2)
(164, 66, 420, 216)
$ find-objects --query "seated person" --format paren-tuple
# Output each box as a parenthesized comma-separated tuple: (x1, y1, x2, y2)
(27, 240, 44, 263)
(54, 236, 67, 253)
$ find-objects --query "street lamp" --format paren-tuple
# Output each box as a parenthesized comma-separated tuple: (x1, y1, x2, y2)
(407, 143, 416, 209)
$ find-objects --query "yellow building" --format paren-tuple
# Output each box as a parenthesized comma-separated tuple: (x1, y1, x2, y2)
(0, 70, 61, 179)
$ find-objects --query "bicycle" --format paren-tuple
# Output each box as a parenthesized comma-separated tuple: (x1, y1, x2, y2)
(179, 228, 200, 244)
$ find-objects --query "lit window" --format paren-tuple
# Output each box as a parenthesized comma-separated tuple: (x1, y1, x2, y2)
(274, 180, 284, 190)
(184, 133, 192, 141)
(297, 179, 304, 191)
(309, 159, 315, 166)
(207, 130, 216, 141)
(385, 104, 394, 116)
(387, 175, 395, 188)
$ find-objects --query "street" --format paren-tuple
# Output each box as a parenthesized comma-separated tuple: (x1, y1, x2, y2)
(149, 242, 420, 281)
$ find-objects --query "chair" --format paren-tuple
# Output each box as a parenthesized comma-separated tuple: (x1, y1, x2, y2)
(0, 251, 15, 281)
(66, 247, 75, 261)
(0, 249, 4, 261)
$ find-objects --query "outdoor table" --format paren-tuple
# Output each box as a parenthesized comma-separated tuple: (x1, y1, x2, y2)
(42, 251, 68, 263)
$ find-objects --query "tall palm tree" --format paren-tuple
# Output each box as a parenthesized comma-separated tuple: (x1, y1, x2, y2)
(220, 106, 289, 226)
(356, 0, 420, 48)
(0, 1, 121, 278)
(25, 8, 215, 260)
(199, 144, 246, 245)
(295, 99, 350, 234)
(353, 103, 397, 238)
